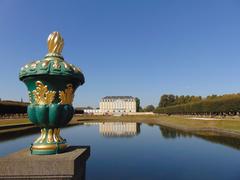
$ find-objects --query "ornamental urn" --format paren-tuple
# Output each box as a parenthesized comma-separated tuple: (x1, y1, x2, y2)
(19, 32, 85, 155)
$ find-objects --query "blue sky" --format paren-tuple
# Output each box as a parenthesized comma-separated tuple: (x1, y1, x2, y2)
(0, 0, 240, 107)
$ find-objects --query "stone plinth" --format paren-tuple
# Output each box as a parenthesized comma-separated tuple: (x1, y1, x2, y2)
(0, 146, 90, 180)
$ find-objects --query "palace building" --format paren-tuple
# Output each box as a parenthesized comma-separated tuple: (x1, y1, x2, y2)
(99, 96, 137, 114)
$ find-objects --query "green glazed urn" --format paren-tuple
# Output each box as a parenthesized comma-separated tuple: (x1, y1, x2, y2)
(19, 32, 85, 155)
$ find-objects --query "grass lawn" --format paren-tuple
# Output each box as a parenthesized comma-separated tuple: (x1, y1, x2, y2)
(1, 114, 240, 136)
(0, 118, 30, 127)
(0, 116, 82, 127)
(75, 114, 240, 134)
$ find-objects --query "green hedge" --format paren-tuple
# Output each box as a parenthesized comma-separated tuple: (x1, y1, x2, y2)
(155, 95, 240, 114)
(75, 107, 84, 114)
(0, 100, 85, 115)
(0, 101, 28, 115)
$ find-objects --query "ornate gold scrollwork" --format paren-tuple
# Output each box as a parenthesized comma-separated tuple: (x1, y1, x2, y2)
(53, 128, 64, 142)
(34, 129, 43, 143)
(41, 60, 50, 68)
(30, 63, 37, 69)
(34, 128, 64, 144)
(59, 84, 74, 105)
(34, 128, 47, 144)
(53, 60, 61, 69)
(47, 129, 54, 143)
(53, 128, 59, 142)
(32, 81, 56, 105)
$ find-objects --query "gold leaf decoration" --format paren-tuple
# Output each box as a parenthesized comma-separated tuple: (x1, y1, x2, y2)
(34, 128, 46, 143)
(41, 60, 50, 68)
(34, 128, 64, 144)
(32, 81, 56, 105)
(53, 60, 61, 69)
(53, 128, 64, 142)
(47, 129, 54, 143)
(59, 84, 74, 105)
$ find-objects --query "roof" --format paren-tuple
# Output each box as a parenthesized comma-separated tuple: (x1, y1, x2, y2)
(102, 96, 135, 100)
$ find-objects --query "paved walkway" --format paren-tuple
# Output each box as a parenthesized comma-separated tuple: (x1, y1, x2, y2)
(187, 117, 221, 121)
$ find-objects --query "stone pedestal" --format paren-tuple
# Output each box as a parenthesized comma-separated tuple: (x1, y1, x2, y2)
(0, 146, 90, 180)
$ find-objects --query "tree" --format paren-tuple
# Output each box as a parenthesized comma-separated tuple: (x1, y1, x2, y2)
(138, 106, 143, 112)
(144, 105, 155, 112)
(178, 95, 185, 104)
(168, 94, 176, 106)
(155, 93, 240, 115)
(159, 94, 176, 107)
(159, 94, 173, 107)
(159, 95, 169, 107)
(159, 94, 203, 108)
(184, 95, 191, 103)
(135, 98, 141, 112)
(207, 94, 218, 100)
(190, 96, 202, 103)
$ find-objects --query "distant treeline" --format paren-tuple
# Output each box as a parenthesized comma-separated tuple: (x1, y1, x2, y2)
(0, 100, 28, 115)
(0, 100, 84, 116)
(155, 94, 240, 115)
(158, 94, 202, 107)
(75, 107, 84, 114)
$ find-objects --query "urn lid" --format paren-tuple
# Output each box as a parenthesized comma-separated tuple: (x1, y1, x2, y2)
(19, 32, 85, 85)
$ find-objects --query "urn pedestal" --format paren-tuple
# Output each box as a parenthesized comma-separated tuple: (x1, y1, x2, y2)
(0, 146, 90, 179)
(19, 32, 85, 155)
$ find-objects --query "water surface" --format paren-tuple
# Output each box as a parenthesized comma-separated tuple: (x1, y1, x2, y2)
(1, 122, 240, 180)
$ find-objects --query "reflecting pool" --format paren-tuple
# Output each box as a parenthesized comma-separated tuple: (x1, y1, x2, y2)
(1, 122, 240, 180)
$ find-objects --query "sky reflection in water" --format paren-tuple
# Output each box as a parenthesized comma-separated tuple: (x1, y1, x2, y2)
(1, 122, 240, 180)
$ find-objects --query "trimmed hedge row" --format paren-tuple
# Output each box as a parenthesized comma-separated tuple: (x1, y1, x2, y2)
(155, 95, 240, 115)
(75, 108, 84, 114)
(0, 101, 28, 115)
(0, 100, 85, 116)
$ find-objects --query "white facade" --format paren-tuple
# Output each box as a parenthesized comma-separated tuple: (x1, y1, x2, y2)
(99, 96, 137, 114)
(83, 109, 101, 114)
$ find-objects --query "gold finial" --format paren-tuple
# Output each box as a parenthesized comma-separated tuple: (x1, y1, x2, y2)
(47, 31, 64, 54)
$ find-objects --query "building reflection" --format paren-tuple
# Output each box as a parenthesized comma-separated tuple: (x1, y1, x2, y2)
(100, 122, 140, 137)
(84, 122, 141, 137)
